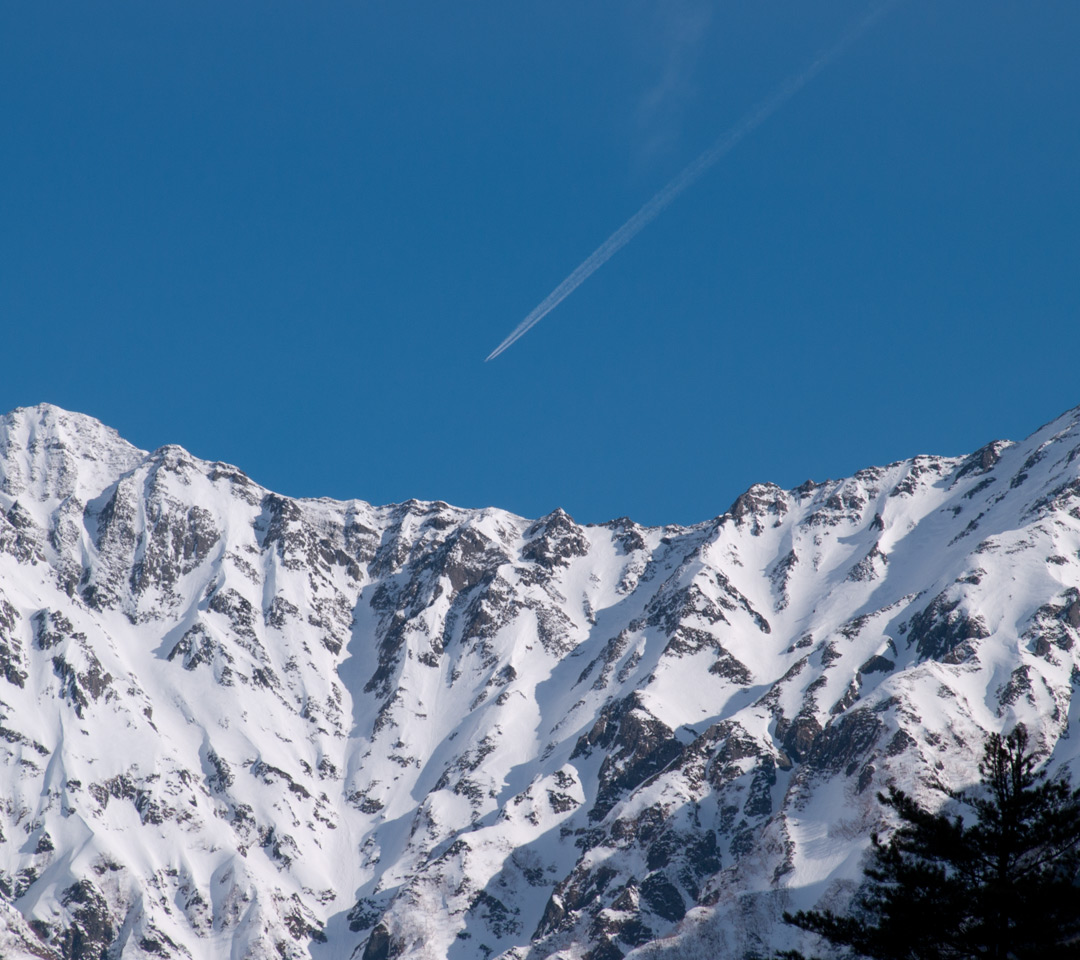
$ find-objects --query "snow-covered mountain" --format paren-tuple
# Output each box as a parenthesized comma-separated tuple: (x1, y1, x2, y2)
(1, 402, 1079, 960)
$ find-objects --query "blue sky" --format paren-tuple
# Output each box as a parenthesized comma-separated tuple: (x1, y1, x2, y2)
(3, 1, 1078, 526)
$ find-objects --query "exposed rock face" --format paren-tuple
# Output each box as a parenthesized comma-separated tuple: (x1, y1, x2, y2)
(1, 403, 1080, 960)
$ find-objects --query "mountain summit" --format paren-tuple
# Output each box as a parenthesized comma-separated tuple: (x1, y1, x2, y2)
(1, 403, 1079, 960)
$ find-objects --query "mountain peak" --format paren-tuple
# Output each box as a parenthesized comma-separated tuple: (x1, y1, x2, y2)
(0, 403, 145, 506)
(0, 404, 1079, 960)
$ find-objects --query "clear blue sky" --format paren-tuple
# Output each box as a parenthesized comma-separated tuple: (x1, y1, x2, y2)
(3, 1, 1078, 526)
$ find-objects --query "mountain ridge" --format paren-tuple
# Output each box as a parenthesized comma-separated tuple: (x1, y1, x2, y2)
(1, 401, 1079, 960)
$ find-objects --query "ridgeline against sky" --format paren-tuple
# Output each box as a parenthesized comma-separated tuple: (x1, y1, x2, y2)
(1, 2, 1078, 524)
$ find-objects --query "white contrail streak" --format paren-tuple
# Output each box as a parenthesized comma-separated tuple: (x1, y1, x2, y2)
(485, 0, 898, 361)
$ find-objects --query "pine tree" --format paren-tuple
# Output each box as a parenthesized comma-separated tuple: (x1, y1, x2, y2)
(782, 726, 1080, 959)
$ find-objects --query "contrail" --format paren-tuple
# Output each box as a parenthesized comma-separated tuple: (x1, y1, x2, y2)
(485, 0, 898, 361)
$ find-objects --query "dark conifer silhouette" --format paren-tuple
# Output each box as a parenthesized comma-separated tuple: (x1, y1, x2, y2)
(781, 725, 1080, 959)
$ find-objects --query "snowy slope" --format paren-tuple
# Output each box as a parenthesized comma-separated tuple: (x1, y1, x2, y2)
(1, 403, 1079, 960)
